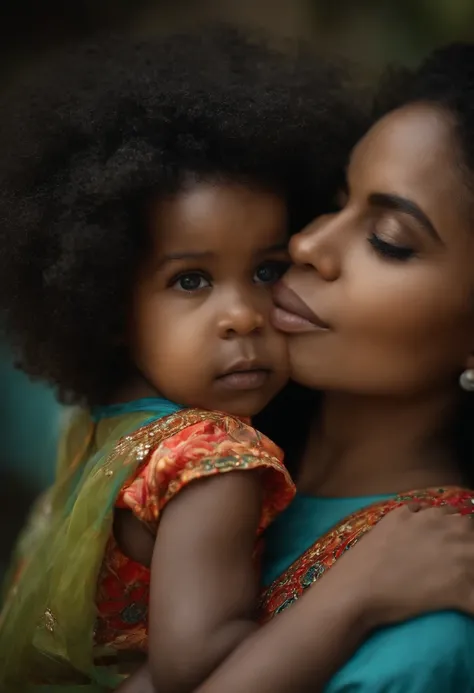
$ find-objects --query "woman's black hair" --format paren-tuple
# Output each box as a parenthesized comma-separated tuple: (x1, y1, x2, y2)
(0, 26, 367, 406)
(374, 43, 474, 184)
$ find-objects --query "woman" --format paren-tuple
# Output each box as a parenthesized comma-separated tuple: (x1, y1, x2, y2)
(256, 41, 474, 692)
(121, 40, 474, 693)
(2, 30, 474, 693)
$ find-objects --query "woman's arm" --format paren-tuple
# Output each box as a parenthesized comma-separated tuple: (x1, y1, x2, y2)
(117, 578, 367, 693)
(196, 565, 371, 693)
(119, 505, 474, 693)
(195, 507, 474, 693)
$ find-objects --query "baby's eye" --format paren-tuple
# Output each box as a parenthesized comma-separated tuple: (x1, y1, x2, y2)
(253, 261, 289, 285)
(172, 272, 211, 292)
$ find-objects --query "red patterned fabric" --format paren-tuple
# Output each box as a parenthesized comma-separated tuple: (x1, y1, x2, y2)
(93, 408, 474, 653)
(94, 410, 295, 651)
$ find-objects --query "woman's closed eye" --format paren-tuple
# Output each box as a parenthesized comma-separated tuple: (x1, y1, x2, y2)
(368, 215, 417, 262)
(368, 233, 416, 261)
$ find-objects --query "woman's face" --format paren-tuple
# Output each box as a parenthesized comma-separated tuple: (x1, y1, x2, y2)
(273, 103, 474, 396)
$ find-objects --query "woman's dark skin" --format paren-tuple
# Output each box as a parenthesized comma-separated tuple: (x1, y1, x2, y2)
(117, 504, 474, 693)
(267, 99, 474, 691)
(277, 104, 474, 499)
(116, 107, 474, 691)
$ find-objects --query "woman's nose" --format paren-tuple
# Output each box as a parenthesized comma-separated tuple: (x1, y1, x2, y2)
(289, 214, 342, 282)
(217, 294, 265, 339)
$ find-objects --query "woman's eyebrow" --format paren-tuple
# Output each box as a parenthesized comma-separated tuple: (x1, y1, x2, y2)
(369, 192, 441, 243)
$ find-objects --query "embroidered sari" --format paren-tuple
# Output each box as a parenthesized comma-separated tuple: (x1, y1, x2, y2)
(259, 488, 474, 692)
(259, 487, 474, 621)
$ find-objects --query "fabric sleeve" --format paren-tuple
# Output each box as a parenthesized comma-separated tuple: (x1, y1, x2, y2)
(324, 611, 474, 693)
(116, 414, 295, 534)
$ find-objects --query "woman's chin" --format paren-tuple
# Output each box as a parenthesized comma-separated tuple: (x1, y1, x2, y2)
(286, 338, 326, 389)
(288, 358, 325, 391)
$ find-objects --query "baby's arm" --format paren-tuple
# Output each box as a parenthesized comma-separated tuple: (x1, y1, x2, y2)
(147, 471, 262, 693)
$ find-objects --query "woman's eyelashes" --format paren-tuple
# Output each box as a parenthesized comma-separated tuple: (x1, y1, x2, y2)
(368, 233, 416, 261)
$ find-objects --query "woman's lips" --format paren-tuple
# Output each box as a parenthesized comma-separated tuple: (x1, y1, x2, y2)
(272, 283, 330, 334)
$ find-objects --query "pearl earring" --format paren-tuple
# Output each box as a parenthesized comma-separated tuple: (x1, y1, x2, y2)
(460, 369, 474, 392)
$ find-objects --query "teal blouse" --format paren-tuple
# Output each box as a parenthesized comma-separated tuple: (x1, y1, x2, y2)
(262, 494, 474, 692)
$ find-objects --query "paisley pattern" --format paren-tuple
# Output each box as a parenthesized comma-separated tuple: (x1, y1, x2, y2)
(95, 537, 150, 651)
(94, 410, 296, 651)
(258, 487, 474, 622)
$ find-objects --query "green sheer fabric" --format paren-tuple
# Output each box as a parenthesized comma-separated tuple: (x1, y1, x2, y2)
(0, 407, 175, 692)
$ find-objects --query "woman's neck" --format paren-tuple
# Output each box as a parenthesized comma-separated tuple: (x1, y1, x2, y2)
(297, 389, 463, 497)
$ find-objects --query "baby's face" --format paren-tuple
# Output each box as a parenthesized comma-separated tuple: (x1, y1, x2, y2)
(130, 179, 290, 417)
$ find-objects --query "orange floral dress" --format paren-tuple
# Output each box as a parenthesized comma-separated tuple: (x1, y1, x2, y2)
(94, 408, 295, 652)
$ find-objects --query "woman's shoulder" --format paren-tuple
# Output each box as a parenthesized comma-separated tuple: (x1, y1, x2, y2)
(325, 611, 474, 692)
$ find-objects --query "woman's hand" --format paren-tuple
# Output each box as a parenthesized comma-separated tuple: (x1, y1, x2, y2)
(332, 504, 474, 628)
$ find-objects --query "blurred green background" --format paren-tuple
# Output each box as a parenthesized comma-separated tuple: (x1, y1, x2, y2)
(2, 0, 474, 568)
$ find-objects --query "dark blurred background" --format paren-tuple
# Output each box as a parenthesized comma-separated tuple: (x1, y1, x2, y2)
(2, 0, 474, 574)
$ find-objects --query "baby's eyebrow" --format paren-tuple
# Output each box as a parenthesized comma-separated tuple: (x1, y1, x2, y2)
(157, 243, 288, 270)
(157, 251, 214, 268)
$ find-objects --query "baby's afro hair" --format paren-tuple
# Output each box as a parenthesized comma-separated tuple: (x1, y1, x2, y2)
(0, 26, 367, 405)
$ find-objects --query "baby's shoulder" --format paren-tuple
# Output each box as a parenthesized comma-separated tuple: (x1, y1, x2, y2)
(116, 408, 294, 529)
